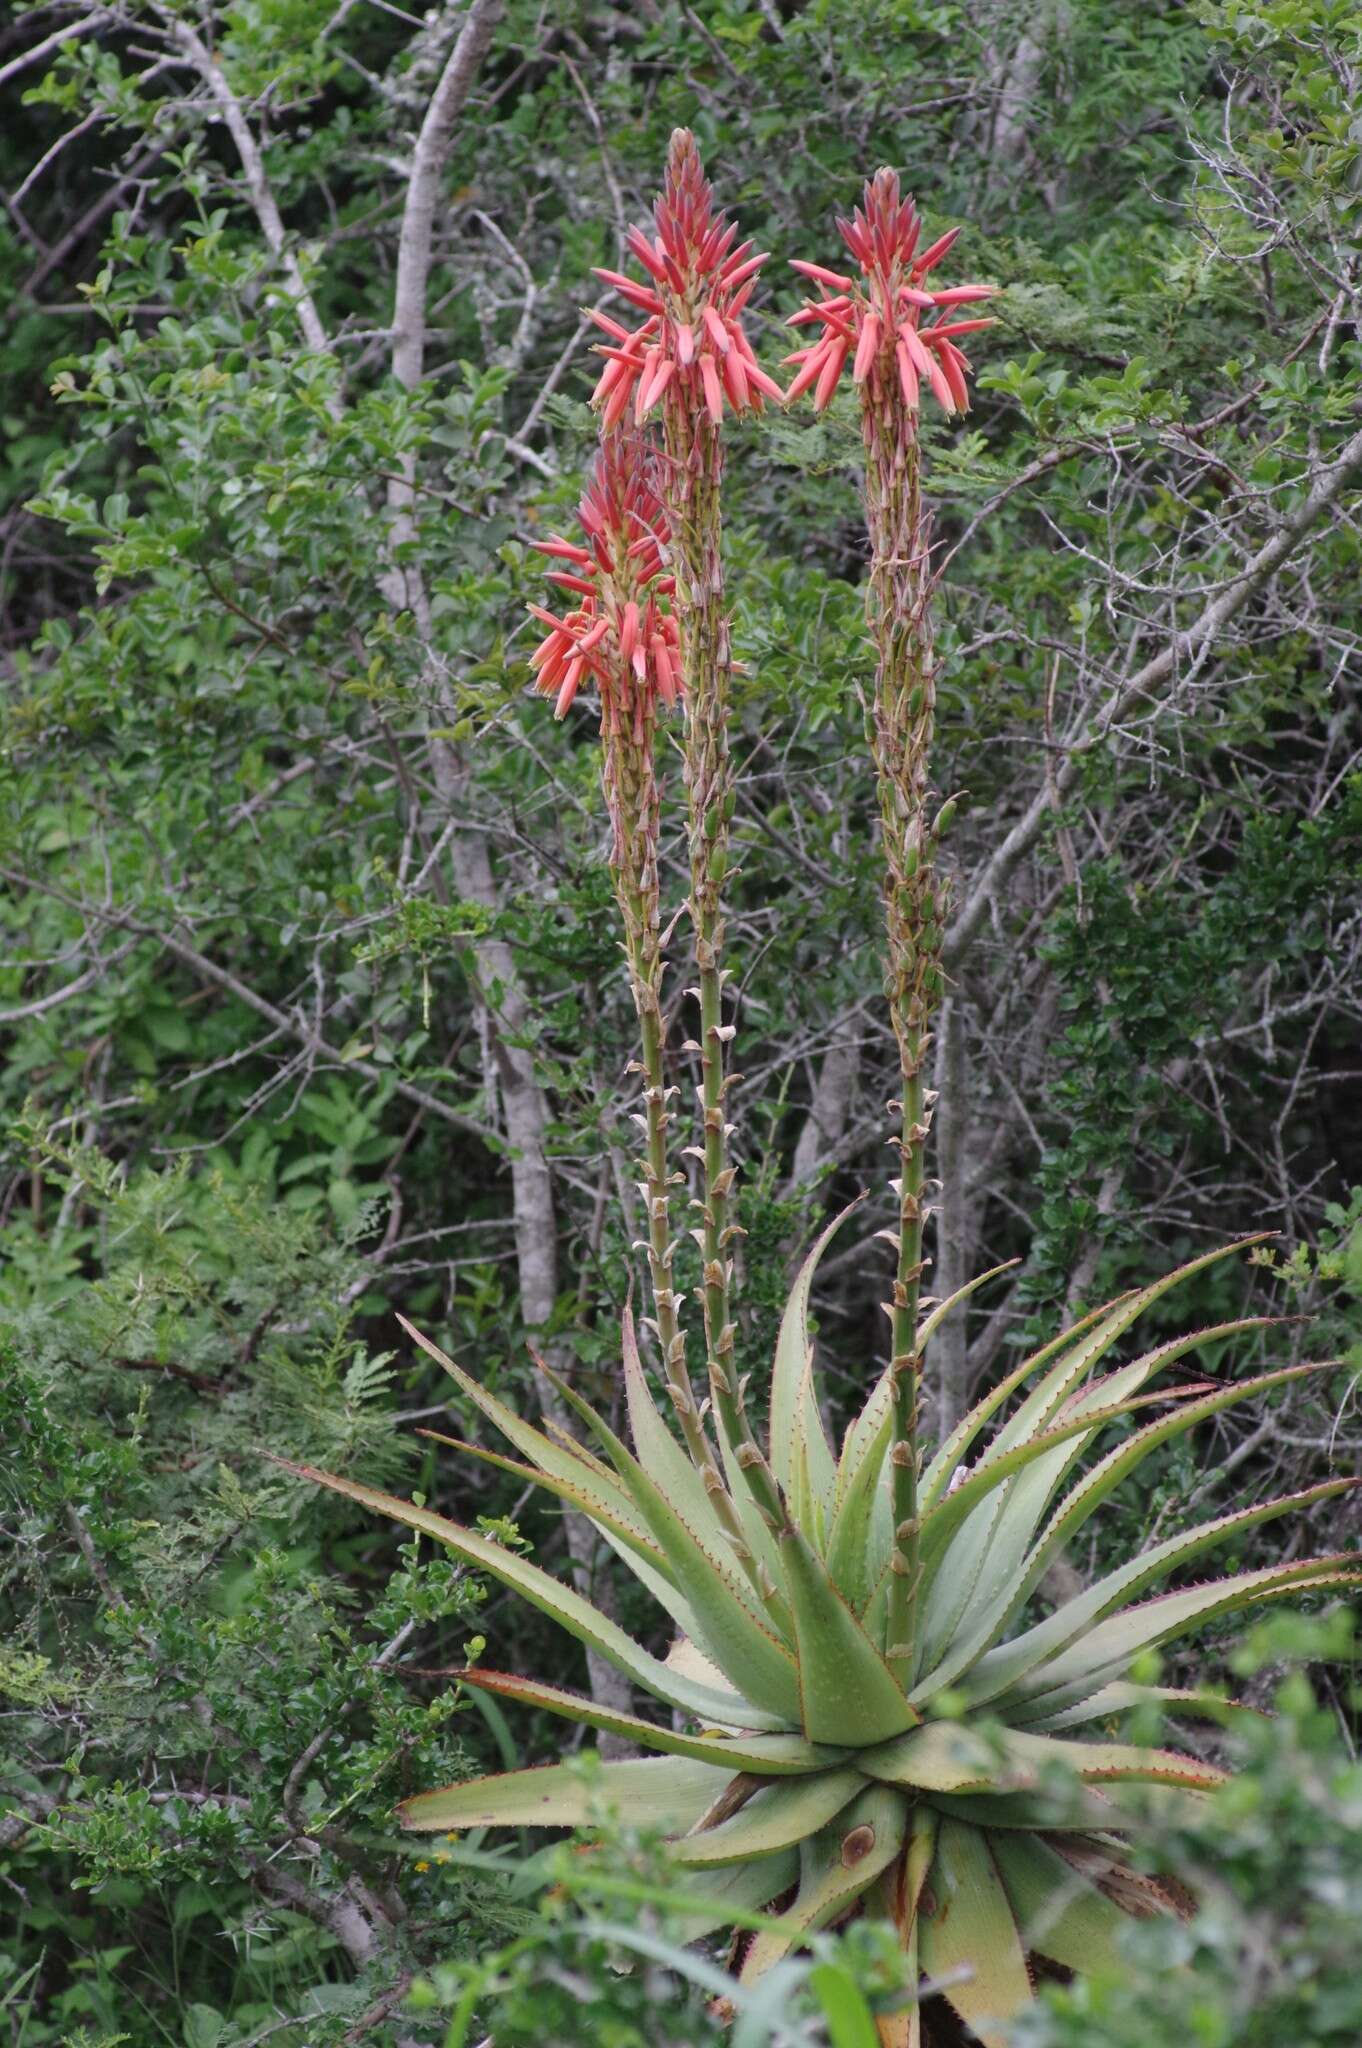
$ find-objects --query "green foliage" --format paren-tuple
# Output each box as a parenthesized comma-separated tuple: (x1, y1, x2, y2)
(3, 0, 1361, 2039)
(1010, 1614, 1362, 2048)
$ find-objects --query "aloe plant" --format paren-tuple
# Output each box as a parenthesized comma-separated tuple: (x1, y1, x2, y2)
(285, 1226, 1357, 2045)
(286, 142, 1359, 2046)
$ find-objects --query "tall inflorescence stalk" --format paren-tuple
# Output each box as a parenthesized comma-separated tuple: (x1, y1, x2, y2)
(787, 171, 994, 1680)
(526, 428, 767, 1593)
(589, 131, 789, 1551)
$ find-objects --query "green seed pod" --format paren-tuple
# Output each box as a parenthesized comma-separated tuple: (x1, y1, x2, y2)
(710, 846, 728, 883)
(935, 796, 958, 836)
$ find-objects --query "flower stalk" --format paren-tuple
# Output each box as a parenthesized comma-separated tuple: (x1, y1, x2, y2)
(789, 171, 994, 1678)
(527, 427, 774, 1594)
(593, 131, 789, 1545)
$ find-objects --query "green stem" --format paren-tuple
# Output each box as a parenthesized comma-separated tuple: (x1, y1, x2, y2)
(606, 700, 775, 1599)
(664, 403, 787, 1543)
(860, 381, 940, 1683)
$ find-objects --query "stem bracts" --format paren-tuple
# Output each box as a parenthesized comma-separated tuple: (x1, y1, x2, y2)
(786, 172, 993, 1679)
(662, 402, 785, 1538)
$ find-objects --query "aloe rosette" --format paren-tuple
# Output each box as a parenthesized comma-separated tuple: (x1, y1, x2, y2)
(286, 1227, 1357, 2046)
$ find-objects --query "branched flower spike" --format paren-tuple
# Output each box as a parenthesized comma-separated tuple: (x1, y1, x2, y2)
(785, 169, 995, 416)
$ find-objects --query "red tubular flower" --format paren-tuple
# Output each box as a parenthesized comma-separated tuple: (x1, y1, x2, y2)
(526, 430, 682, 722)
(587, 129, 782, 429)
(784, 169, 995, 415)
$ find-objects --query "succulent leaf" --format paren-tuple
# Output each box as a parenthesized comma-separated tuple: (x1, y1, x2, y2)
(991, 1832, 1131, 1975)
(917, 1817, 1031, 2047)
(293, 1243, 1351, 2033)
(451, 1668, 842, 1773)
(769, 1203, 855, 1528)
(273, 1459, 788, 1729)
(670, 1767, 868, 1865)
(739, 1784, 910, 1982)
(398, 1751, 736, 1832)
(780, 1524, 921, 1744)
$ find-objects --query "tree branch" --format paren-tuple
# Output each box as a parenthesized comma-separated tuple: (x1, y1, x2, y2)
(945, 415, 1362, 969)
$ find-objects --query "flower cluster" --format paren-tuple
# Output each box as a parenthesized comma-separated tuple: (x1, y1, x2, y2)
(527, 432, 681, 720)
(589, 129, 784, 429)
(784, 169, 994, 414)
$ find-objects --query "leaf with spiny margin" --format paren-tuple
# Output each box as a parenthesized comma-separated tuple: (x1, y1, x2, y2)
(273, 1459, 787, 1730)
(620, 1310, 782, 1595)
(917, 1326, 1266, 1687)
(860, 1721, 1226, 1793)
(863, 1386, 1208, 1651)
(989, 1242, 1269, 1461)
(916, 1365, 1339, 1702)
(398, 1751, 734, 1832)
(451, 1668, 841, 1774)
(921, 1293, 1129, 1511)
(416, 1428, 688, 1614)
(1030, 1683, 1255, 1733)
(914, 1382, 1217, 1578)
(770, 1204, 858, 1534)
(659, 1850, 801, 1943)
(824, 1397, 893, 1615)
(670, 1767, 867, 1866)
(991, 1833, 1132, 1976)
(918, 1818, 1032, 2048)
(780, 1525, 919, 1745)
(1003, 1557, 1362, 1719)
(739, 1784, 909, 1983)
(532, 1358, 804, 1721)
(835, 1261, 1017, 1520)
(962, 1464, 1355, 1709)
(397, 1314, 641, 1528)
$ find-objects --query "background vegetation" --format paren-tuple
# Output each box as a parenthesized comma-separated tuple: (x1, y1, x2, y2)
(2, 0, 1360, 2041)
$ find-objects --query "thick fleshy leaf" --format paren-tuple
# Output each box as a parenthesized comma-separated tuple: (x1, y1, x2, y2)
(918, 1819, 1032, 2047)
(835, 1262, 1017, 1524)
(823, 1397, 893, 1615)
(1004, 1558, 1362, 1720)
(419, 1429, 703, 1644)
(909, 1351, 1310, 1703)
(417, 1429, 669, 1576)
(533, 1360, 804, 1720)
(660, 1850, 800, 1942)
(398, 1751, 733, 1832)
(770, 1205, 857, 1535)
(917, 1317, 1273, 1687)
(1030, 1683, 1255, 1733)
(861, 1721, 1225, 1794)
(780, 1526, 919, 1745)
(739, 1784, 909, 1982)
(921, 1294, 1130, 1510)
(620, 1310, 783, 1599)
(669, 1767, 867, 1866)
(926, 1788, 1126, 1833)
(992, 1832, 1133, 1975)
(962, 1464, 1355, 1710)
(989, 1245, 1268, 1461)
(397, 1314, 644, 1536)
(275, 1460, 788, 1730)
(451, 1669, 844, 1773)
(916, 1387, 1209, 1576)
